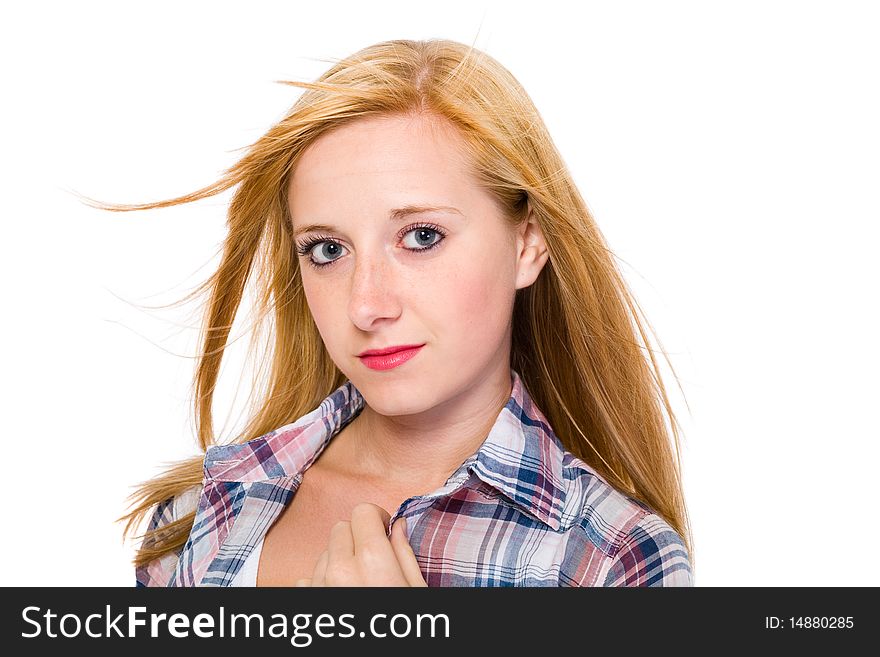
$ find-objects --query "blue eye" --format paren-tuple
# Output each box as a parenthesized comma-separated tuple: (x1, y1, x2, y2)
(402, 227, 443, 249)
(295, 223, 446, 270)
(309, 241, 347, 265)
(295, 236, 346, 269)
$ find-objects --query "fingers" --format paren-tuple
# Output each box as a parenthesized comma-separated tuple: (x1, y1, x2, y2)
(298, 505, 426, 587)
(328, 520, 354, 558)
(349, 503, 419, 586)
(310, 549, 329, 587)
(350, 503, 397, 561)
(391, 517, 428, 587)
(322, 520, 356, 586)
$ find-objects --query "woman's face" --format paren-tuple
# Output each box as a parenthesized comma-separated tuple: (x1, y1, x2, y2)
(288, 113, 545, 417)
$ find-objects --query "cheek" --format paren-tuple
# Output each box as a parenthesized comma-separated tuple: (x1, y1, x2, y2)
(423, 253, 515, 342)
(301, 274, 340, 340)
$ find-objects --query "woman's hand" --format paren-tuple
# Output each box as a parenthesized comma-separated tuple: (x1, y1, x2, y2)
(295, 503, 428, 587)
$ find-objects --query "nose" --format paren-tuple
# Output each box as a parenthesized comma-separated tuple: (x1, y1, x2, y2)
(347, 251, 402, 331)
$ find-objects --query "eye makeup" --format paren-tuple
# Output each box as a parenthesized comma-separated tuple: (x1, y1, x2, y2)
(295, 222, 448, 269)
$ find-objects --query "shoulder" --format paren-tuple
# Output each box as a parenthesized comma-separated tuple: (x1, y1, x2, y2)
(135, 484, 203, 587)
(147, 484, 202, 529)
(171, 485, 201, 519)
(556, 453, 693, 587)
(598, 511, 693, 586)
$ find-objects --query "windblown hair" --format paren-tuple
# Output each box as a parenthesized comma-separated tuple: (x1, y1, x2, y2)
(100, 39, 693, 569)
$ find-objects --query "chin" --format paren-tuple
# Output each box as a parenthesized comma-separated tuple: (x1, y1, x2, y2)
(362, 393, 430, 418)
(353, 376, 436, 417)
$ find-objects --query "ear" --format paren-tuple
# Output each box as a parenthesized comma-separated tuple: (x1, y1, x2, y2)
(514, 202, 550, 290)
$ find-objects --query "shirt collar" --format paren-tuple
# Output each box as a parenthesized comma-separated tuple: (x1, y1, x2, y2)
(204, 369, 566, 530)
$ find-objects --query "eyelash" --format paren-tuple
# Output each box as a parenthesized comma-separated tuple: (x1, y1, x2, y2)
(295, 223, 448, 270)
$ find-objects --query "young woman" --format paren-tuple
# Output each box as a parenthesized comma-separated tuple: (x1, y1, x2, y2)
(111, 38, 694, 586)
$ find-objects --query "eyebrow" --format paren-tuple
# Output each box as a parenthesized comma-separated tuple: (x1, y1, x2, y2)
(292, 204, 463, 240)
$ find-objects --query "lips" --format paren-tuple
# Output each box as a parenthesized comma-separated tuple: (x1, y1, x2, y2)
(358, 344, 425, 357)
(358, 344, 425, 371)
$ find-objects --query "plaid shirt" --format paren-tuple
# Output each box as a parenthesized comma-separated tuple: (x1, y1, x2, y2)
(136, 370, 693, 587)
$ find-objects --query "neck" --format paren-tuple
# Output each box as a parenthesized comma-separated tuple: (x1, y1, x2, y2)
(323, 362, 513, 492)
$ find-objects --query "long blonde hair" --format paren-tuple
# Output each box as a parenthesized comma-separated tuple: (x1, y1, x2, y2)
(98, 38, 693, 569)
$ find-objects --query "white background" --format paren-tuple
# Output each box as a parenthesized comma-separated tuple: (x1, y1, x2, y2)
(2, 0, 877, 586)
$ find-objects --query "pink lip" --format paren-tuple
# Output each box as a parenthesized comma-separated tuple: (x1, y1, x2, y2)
(358, 344, 425, 371)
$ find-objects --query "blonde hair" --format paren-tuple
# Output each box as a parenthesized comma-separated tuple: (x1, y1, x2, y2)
(97, 38, 693, 570)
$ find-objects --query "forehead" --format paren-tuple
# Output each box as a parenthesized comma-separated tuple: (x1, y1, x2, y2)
(288, 113, 480, 219)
